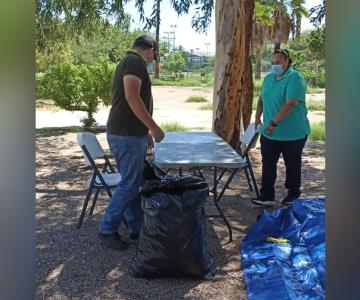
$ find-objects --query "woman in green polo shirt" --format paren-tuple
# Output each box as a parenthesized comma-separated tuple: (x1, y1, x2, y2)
(252, 49, 310, 206)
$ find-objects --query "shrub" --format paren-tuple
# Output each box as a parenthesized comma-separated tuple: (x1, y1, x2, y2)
(36, 59, 115, 128)
(186, 96, 208, 103)
(199, 103, 213, 110)
(160, 122, 188, 132)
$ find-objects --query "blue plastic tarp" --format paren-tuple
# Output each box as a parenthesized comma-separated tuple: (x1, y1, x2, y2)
(241, 198, 325, 300)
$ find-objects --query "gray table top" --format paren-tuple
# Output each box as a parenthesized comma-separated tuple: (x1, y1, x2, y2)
(153, 132, 246, 168)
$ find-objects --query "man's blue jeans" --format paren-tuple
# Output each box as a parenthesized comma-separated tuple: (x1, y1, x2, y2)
(99, 134, 147, 234)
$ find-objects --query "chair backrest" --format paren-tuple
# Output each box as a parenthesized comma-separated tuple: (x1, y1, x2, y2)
(240, 123, 261, 146)
(77, 132, 105, 166)
(240, 123, 261, 155)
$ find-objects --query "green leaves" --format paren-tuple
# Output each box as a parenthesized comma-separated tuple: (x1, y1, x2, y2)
(163, 51, 186, 76)
(306, 26, 325, 57)
(254, 2, 274, 26)
(36, 61, 116, 127)
(36, 0, 129, 52)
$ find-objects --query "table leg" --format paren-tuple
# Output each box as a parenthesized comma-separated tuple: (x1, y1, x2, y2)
(213, 167, 233, 243)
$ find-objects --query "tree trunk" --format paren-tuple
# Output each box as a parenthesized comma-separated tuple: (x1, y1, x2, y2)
(255, 47, 262, 80)
(274, 42, 281, 50)
(154, 0, 160, 79)
(295, 13, 301, 45)
(213, 0, 255, 148)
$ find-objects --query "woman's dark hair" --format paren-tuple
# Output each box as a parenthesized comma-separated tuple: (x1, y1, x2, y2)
(273, 49, 293, 65)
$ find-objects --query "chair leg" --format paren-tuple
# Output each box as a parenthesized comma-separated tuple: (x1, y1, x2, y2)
(89, 188, 100, 215)
(77, 187, 93, 229)
(247, 164, 261, 200)
(244, 167, 253, 191)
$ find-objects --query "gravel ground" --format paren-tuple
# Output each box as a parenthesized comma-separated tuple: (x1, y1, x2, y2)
(36, 131, 325, 300)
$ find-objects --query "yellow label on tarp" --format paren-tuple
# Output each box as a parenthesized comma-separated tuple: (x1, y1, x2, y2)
(266, 236, 290, 244)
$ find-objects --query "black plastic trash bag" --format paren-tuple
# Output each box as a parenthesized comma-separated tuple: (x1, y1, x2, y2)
(143, 159, 165, 180)
(129, 175, 216, 279)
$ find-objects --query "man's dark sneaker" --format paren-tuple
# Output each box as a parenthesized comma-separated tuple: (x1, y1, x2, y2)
(98, 232, 128, 251)
(282, 194, 300, 206)
(251, 198, 276, 206)
(128, 233, 140, 240)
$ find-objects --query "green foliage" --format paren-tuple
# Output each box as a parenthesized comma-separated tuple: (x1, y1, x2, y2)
(310, 121, 325, 141)
(159, 41, 171, 57)
(36, 60, 115, 128)
(307, 100, 325, 111)
(36, 1, 128, 52)
(160, 122, 188, 132)
(199, 103, 213, 110)
(151, 75, 213, 87)
(254, 2, 274, 25)
(163, 51, 187, 76)
(36, 43, 73, 72)
(306, 26, 325, 58)
(72, 28, 146, 65)
(186, 96, 208, 103)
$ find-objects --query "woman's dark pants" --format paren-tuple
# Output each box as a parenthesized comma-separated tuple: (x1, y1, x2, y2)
(260, 134, 307, 201)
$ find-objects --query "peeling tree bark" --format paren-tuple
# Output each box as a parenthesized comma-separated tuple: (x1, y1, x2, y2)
(213, 0, 255, 148)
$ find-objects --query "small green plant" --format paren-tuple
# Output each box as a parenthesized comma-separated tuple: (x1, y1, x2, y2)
(161, 122, 188, 132)
(199, 103, 213, 110)
(162, 51, 186, 77)
(186, 96, 208, 103)
(307, 100, 325, 111)
(310, 121, 325, 141)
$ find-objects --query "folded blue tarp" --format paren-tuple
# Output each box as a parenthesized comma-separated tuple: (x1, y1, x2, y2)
(241, 198, 325, 300)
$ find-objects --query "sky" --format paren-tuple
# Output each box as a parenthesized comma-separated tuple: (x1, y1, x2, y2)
(124, 0, 323, 53)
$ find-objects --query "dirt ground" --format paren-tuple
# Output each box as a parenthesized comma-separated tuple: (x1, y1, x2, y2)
(36, 130, 325, 300)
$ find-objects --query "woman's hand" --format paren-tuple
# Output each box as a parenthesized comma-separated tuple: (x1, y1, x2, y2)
(265, 124, 275, 136)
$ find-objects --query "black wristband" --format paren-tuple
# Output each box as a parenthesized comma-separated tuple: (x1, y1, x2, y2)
(270, 120, 278, 127)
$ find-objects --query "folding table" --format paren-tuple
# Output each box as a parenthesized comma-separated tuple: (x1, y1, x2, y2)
(153, 132, 249, 243)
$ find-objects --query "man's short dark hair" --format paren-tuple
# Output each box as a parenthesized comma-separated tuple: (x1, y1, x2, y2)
(132, 35, 156, 50)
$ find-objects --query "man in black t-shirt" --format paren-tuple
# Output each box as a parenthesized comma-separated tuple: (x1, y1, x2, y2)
(99, 36, 165, 251)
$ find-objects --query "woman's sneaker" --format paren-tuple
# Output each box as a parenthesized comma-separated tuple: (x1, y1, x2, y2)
(98, 232, 128, 251)
(281, 194, 300, 205)
(251, 198, 276, 206)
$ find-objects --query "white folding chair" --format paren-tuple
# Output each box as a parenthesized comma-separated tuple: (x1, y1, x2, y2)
(216, 123, 261, 200)
(76, 132, 121, 228)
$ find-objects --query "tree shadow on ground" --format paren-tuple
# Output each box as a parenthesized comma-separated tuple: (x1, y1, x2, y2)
(36, 131, 324, 300)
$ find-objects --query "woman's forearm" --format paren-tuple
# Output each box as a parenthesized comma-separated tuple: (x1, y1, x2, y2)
(272, 100, 299, 124)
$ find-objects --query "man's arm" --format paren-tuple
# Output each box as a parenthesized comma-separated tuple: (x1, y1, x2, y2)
(123, 75, 164, 142)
